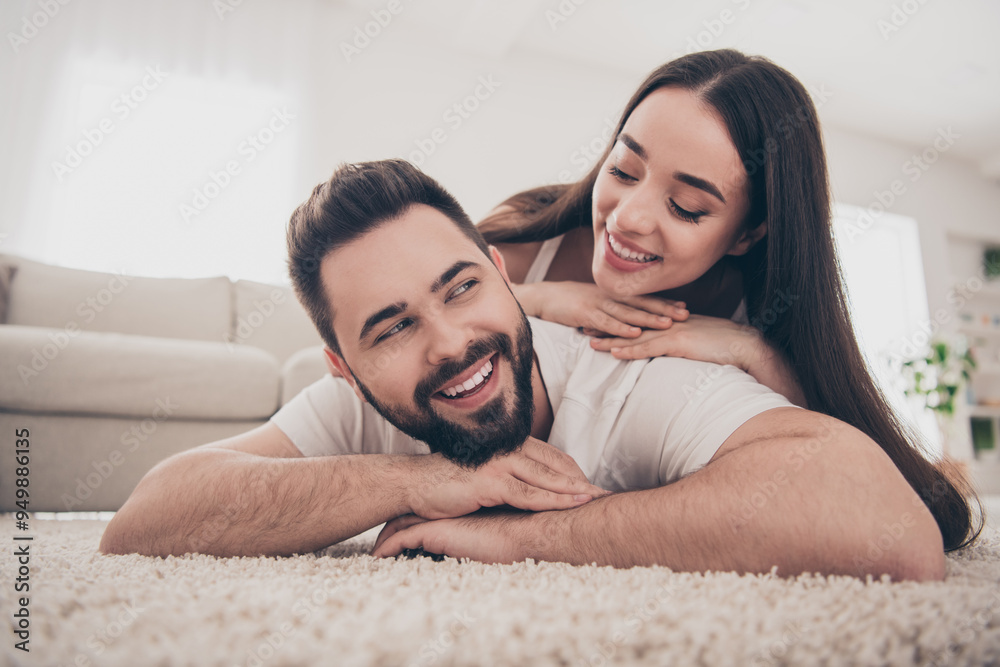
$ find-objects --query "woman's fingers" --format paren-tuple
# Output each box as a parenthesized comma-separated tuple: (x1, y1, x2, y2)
(578, 308, 642, 338)
(601, 300, 675, 330)
(619, 295, 690, 322)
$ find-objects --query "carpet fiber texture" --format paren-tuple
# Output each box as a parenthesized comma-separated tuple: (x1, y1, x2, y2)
(4, 516, 1000, 666)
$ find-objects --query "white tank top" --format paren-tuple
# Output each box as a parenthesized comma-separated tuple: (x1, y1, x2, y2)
(522, 233, 748, 323)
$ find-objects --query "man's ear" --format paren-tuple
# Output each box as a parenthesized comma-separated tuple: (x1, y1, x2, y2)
(489, 245, 511, 285)
(323, 346, 367, 403)
(727, 221, 768, 257)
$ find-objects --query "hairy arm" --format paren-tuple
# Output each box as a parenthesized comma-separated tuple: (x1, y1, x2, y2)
(374, 408, 946, 581)
(99, 425, 603, 558)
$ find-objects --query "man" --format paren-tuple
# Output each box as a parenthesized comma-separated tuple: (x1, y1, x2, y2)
(101, 160, 944, 581)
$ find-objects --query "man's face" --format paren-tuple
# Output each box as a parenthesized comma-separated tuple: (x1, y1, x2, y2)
(323, 204, 535, 467)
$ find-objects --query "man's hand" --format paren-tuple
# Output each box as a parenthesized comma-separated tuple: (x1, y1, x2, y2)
(407, 437, 607, 520)
(372, 508, 541, 564)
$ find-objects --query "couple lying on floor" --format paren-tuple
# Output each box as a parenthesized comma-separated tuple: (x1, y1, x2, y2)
(101, 50, 980, 580)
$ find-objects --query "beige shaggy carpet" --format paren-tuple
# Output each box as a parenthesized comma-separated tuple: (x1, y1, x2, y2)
(3, 516, 1000, 667)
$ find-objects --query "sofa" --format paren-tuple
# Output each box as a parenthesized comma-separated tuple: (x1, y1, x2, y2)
(0, 253, 328, 512)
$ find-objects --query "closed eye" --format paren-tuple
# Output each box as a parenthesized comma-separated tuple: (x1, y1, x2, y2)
(608, 165, 636, 183)
(669, 199, 706, 224)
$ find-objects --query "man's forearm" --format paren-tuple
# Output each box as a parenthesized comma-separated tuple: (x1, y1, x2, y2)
(101, 449, 413, 557)
(527, 421, 945, 580)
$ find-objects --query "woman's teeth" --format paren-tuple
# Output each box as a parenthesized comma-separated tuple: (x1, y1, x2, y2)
(441, 358, 493, 398)
(608, 233, 659, 263)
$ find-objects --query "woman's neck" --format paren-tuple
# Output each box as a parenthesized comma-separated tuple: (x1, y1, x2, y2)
(654, 257, 744, 318)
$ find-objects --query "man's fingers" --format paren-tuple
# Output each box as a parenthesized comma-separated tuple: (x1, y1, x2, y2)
(373, 514, 427, 553)
(505, 457, 604, 499)
(519, 438, 592, 483)
(372, 523, 432, 558)
(500, 480, 595, 512)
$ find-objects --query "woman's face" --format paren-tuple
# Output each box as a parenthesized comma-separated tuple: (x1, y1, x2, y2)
(591, 86, 762, 297)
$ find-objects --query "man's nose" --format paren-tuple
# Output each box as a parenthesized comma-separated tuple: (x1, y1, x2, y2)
(424, 313, 474, 366)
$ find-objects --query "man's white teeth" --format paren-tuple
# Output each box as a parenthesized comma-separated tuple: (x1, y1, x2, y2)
(609, 233, 658, 263)
(442, 359, 493, 398)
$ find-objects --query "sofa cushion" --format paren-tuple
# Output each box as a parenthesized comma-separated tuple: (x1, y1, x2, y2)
(1, 254, 232, 342)
(232, 279, 323, 364)
(281, 345, 328, 405)
(0, 325, 280, 420)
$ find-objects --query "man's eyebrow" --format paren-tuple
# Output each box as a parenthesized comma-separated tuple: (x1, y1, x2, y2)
(619, 132, 726, 204)
(359, 302, 407, 344)
(430, 260, 478, 294)
(358, 260, 479, 344)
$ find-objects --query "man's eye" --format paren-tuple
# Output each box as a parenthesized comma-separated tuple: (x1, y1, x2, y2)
(376, 319, 410, 343)
(448, 279, 478, 300)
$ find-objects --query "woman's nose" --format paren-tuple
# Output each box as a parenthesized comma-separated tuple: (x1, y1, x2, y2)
(612, 192, 658, 237)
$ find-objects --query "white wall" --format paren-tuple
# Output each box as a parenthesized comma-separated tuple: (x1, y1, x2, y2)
(823, 124, 1000, 320)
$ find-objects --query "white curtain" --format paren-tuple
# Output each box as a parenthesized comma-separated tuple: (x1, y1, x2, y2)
(1, 0, 321, 282)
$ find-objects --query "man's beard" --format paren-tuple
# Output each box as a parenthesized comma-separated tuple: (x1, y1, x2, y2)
(353, 311, 535, 468)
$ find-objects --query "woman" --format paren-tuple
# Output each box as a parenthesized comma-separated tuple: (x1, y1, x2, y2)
(479, 49, 981, 552)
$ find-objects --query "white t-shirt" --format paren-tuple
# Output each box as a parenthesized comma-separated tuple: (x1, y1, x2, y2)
(270, 318, 793, 492)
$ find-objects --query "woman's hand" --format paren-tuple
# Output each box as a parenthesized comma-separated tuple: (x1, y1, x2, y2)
(590, 314, 808, 406)
(513, 281, 689, 339)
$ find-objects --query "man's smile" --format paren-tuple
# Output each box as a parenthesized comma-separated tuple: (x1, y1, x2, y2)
(432, 352, 501, 410)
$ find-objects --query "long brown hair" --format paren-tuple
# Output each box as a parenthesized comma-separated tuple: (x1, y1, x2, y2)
(479, 49, 981, 551)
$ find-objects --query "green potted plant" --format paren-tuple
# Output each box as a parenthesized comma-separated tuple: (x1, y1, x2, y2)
(900, 336, 976, 457)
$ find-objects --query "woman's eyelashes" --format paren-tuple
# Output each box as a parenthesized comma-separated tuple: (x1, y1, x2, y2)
(608, 164, 636, 183)
(669, 199, 707, 223)
(607, 162, 707, 224)
(374, 279, 480, 344)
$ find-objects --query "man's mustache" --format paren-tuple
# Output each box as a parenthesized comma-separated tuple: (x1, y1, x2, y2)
(414, 333, 513, 405)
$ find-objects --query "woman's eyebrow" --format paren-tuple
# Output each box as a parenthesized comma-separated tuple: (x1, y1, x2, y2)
(618, 132, 647, 160)
(672, 172, 726, 204)
(618, 132, 726, 204)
